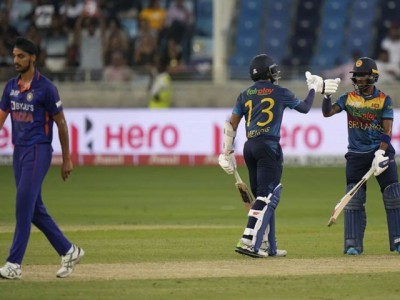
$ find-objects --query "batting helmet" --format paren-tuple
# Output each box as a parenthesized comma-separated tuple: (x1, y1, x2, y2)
(249, 54, 280, 82)
(350, 57, 379, 85)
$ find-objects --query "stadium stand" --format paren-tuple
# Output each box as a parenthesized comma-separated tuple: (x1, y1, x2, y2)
(264, 0, 293, 65)
(343, 0, 379, 60)
(374, 0, 400, 57)
(229, 0, 266, 67)
(311, 0, 351, 69)
(283, 0, 323, 67)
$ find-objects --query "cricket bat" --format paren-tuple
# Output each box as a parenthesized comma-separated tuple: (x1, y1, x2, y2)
(233, 168, 254, 211)
(327, 167, 375, 227)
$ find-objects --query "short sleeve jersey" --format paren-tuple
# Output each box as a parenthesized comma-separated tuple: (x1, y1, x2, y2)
(0, 71, 63, 146)
(335, 89, 393, 152)
(233, 80, 301, 141)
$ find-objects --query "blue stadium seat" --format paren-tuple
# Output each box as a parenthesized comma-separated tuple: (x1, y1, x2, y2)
(264, 0, 293, 64)
(343, 0, 379, 60)
(230, 0, 266, 67)
(311, 0, 351, 68)
(283, 0, 323, 66)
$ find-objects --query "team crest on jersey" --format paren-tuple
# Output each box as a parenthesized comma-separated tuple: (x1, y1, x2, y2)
(26, 92, 33, 102)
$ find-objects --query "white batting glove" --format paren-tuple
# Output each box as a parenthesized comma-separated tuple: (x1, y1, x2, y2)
(372, 149, 389, 176)
(218, 153, 237, 174)
(305, 71, 323, 93)
(323, 78, 341, 96)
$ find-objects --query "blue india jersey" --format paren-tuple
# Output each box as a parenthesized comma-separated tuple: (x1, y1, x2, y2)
(0, 71, 63, 146)
(335, 89, 393, 152)
(232, 80, 301, 140)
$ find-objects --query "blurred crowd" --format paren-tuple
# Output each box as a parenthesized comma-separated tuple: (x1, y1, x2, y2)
(0, 0, 196, 82)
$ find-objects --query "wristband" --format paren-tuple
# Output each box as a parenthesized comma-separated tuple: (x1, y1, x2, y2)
(381, 134, 391, 144)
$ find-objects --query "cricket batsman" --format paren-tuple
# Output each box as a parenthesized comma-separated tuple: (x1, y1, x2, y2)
(218, 54, 340, 257)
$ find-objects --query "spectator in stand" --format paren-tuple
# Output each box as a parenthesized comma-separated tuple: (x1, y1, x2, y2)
(0, 0, 12, 12)
(43, 13, 70, 78)
(59, 0, 84, 30)
(133, 18, 158, 68)
(375, 49, 400, 83)
(82, 0, 101, 19)
(139, 0, 167, 35)
(103, 50, 134, 82)
(33, 0, 56, 36)
(104, 16, 130, 65)
(0, 9, 20, 53)
(99, 0, 142, 20)
(25, 22, 44, 49)
(73, 15, 105, 81)
(25, 22, 46, 68)
(163, 37, 187, 75)
(0, 39, 12, 81)
(164, 0, 194, 63)
(148, 56, 172, 109)
(381, 23, 400, 71)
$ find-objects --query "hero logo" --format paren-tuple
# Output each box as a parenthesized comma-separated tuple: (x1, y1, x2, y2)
(213, 124, 323, 154)
(105, 124, 178, 149)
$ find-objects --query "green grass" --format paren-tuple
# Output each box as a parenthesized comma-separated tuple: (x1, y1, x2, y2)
(0, 165, 398, 299)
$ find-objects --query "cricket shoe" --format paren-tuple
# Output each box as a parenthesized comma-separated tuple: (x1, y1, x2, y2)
(0, 262, 22, 279)
(270, 249, 288, 257)
(260, 241, 287, 257)
(56, 244, 85, 278)
(346, 247, 361, 255)
(235, 239, 268, 258)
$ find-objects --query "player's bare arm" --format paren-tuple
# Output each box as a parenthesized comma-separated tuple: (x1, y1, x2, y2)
(53, 111, 73, 181)
(0, 109, 9, 129)
(229, 113, 242, 131)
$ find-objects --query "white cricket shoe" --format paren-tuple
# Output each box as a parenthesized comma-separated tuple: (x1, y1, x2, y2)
(56, 245, 84, 278)
(0, 262, 22, 279)
(235, 238, 268, 258)
(260, 240, 287, 257)
(274, 249, 288, 257)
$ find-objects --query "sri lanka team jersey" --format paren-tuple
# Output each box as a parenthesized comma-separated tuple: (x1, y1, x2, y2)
(335, 89, 393, 153)
(233, 80, 301, 141)
(0, 71, 63, 146)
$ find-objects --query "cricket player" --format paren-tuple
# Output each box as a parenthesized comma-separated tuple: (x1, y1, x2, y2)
(0, 37, 84, 279)
(218, 54, 340, 258)
(322, 57, 400, 255)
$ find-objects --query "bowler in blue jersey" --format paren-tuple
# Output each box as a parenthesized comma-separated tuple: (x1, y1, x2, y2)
(322, 57, 400, 255)
(0, 37, 84, 279)
(218, 54, 340, 258)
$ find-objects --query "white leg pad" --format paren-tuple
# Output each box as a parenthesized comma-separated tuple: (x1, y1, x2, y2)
(245, 195, 272, 246)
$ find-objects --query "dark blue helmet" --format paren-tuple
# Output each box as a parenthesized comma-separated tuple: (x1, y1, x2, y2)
(249, 54, 281, 83)
(350, 57, 379, 92)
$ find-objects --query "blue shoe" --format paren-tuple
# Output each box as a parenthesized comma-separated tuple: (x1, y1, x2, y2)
(346, 247, 361, 255)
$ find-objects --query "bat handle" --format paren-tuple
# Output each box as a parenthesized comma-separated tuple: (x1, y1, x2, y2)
(233, 168, 242, 183)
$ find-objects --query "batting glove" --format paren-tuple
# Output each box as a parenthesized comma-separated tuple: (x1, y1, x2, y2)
(305, 71, 323, 93)
(323, 78, 341, 96)
(218, 153, 237, 174)
(372, 149, 389, 176)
